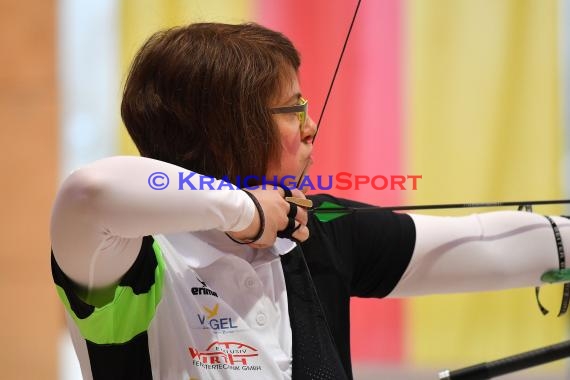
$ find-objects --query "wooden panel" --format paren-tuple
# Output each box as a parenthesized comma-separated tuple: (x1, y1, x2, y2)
(0, 0, 59, 378)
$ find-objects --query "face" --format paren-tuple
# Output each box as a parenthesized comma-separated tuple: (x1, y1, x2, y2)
(266, 69, 317, 186)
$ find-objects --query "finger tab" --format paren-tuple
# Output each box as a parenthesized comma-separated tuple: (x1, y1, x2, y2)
(285, 196, 313, 208)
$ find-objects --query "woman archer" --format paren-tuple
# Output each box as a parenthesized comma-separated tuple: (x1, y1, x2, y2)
(50, 22, 570, 380)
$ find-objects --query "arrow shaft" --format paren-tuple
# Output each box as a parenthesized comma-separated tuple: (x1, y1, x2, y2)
(311, 199, 570, 213)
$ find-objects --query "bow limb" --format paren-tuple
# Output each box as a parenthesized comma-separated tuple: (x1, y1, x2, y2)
(297, 0, 362, 181)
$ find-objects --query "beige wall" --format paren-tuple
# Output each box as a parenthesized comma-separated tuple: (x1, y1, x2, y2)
(0, 0, 59, 378)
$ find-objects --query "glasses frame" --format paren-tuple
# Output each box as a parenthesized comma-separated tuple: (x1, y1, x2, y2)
(270, 97, 308, 128)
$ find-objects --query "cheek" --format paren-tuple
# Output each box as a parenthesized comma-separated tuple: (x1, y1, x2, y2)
(280, 129, 301, 156)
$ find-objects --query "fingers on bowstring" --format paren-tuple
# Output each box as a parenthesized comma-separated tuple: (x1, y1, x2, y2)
(277, 217, 297, 239)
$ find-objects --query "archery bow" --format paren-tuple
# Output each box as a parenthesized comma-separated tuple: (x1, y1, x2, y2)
(297, 0, 570, 293)
(299, 1, 570, 378)
(299, 0, 570, 224)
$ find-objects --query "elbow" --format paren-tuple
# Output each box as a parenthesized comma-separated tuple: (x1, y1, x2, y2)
(50, 166, 110, 243)
(50, 167, 110, 282)
(57, 167, 109, 211)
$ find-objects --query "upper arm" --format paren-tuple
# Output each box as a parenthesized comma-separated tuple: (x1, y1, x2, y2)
(50, 155, 256, 288)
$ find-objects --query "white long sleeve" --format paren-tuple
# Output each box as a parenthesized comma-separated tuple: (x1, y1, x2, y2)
(390, 211, 570, 297)
(50, 156, 255, 288)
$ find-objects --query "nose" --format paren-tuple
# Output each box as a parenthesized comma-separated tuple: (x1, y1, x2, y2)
(302, 115, 317, 144)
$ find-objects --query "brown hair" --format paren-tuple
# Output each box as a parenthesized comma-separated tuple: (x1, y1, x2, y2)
(121, 23, 301, 184)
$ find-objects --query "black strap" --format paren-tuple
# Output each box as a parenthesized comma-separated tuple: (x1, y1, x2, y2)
(287, 202, 298, 218)
(277, 217, 297, 239)
(517, 206, 569, 316)
(534, 215, 569, 316)
(545, 216, 570, 316)
(281, 185, 292, 198)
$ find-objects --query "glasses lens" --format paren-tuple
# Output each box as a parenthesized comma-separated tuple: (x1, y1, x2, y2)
(270, 97, 308, 129)
(298, 98, 308, 127)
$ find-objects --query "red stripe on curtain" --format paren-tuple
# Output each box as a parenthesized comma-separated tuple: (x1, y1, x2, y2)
(259, 0, 405, 363)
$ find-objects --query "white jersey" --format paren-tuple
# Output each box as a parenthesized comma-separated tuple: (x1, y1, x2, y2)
(53, 231, 297, 379)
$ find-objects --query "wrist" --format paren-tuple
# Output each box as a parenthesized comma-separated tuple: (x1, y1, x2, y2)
(226, 190, 265, 244)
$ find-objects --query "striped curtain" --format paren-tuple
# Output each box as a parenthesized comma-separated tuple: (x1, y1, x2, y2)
(406, 0, 566, 369)
(115, 0, 567, 374)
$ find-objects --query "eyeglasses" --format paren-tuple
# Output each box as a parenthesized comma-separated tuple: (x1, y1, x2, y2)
(270, 97, 308, 128)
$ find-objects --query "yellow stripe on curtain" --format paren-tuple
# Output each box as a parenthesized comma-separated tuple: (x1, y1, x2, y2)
(119, 0, 254, 155)
(407, 0, 566, 370)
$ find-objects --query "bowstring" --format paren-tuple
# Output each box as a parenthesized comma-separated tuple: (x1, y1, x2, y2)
(297, 0, 362, 182)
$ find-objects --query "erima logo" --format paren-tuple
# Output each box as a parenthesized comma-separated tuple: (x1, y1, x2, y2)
(191, 276, 218, 297)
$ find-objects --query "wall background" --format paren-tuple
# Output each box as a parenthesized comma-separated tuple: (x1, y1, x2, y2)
(0, 0, 60, 379)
